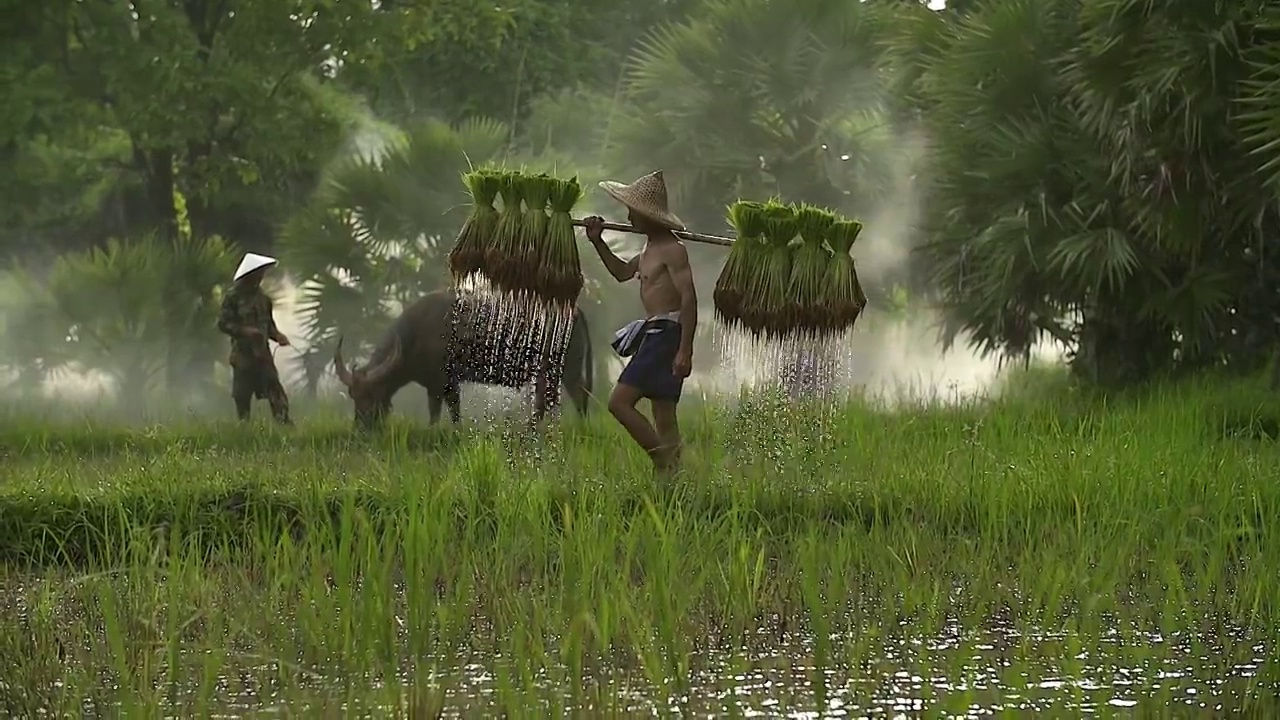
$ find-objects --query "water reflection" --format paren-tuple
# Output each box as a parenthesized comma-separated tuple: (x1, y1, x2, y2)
(2, 577, 1270, 717)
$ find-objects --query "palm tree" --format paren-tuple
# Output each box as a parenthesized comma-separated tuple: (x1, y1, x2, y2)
(1241, 5, 1280, 196)
(610, 0, 899, 233)
(2, 233, 238, 410)
(1063, 0, 1280, 378)
(890, 0, 1280, 386)
(276, 117, 511, 393)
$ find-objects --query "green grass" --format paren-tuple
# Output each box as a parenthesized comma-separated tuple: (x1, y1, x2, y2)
(1, 377, 1279, 716)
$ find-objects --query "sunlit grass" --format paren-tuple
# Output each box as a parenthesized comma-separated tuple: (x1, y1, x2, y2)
(1, 376, 1278, 715)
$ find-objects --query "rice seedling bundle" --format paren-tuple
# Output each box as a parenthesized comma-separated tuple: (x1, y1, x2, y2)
(448, 169, 502, 283)
(787, 203, 837, 334)
(543, 176, 585, 305)
(742, 201, 798, 336)
(445, 170, 862, 335)
(713, 200, 768, 329)
(517, 173, 552, 296)
(820, 219, 868, 333)
(487, 172, 527, 292)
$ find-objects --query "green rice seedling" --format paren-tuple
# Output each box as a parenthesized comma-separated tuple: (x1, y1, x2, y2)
(820, 218, 867, 334)
(517, 173, 553, 297)
(487, 171, 527, 293)
(543, 176, 585, 306)
(448, 168, 502, 284)
(713, 200, 768, 330)
(787, 203, 838, 336)
(3, 375, 1280, 715)
(741, 200, 798, 336)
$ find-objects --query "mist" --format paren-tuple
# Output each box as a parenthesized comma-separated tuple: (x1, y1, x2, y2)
(0, 123, 1064, 423)
(702, 120, 1063, 404)
(0, 24, 1069, 423)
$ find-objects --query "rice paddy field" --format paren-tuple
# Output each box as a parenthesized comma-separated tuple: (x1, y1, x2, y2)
(1, 374, 1278, 717)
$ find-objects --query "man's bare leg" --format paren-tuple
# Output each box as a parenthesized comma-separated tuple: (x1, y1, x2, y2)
(650, 400, 682, 475)
(608, 383, 665, 469)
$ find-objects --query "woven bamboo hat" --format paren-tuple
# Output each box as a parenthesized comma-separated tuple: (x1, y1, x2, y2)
(598, 171, 685, 231)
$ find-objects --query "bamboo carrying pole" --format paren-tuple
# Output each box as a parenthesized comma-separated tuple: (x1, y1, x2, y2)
(571, 219, 735, 247)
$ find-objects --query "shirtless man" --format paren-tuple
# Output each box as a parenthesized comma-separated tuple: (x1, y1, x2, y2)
(585, 170, 697, 475)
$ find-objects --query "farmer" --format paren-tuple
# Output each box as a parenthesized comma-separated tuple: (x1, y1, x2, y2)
(217, 252, 292, 425)
(584, 170, 697, 475)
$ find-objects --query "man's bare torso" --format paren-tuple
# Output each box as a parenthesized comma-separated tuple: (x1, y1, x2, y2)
(637, 238, 684, 317)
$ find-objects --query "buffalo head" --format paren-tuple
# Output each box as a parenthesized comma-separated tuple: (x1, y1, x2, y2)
(334, 334, 402, 431)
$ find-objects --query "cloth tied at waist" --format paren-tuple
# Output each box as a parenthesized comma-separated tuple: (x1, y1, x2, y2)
(611, 311, 681, 358)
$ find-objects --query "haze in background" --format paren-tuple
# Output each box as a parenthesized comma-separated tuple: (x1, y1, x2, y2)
(699, 123, 1063, 405)
(0, 69, 1064, 415)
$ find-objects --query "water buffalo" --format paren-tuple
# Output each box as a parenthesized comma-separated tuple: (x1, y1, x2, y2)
(333, 289, 594, 430)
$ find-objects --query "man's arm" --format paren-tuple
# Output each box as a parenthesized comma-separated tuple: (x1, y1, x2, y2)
(265, 297, 286, 343)
(590, 237, 639, 282)
(216, 293, 243, 338)
(667, 243, 697, 356)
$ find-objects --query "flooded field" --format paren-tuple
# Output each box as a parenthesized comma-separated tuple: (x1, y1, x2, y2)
(1, 375, 1278, 716)
(1, 567, 1271, 717)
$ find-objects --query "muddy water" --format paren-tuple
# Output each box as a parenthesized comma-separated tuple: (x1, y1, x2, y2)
(1, 575, 1270, 717)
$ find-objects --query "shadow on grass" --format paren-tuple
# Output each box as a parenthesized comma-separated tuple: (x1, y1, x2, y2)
(0, 424, 475, 460)
(1214, 407, 1280, 442)
(0, 479, 1265, 572)
(0, 484, 884, 568)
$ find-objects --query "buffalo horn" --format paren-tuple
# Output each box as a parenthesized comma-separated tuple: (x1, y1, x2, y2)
(363, 332, 402, 386)
(334, 336, 354, 387)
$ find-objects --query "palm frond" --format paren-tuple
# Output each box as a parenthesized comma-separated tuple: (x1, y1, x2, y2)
(1236, 7, 1280, 192)
(279, 115, 510, 348)
(611, 0, 894, 223)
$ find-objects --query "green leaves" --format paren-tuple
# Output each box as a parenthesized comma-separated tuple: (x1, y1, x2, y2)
(906, 0, 1280, 382)
(2, 233, 240, 403)
(0, 0, 395, 253)
(1047, 228, 1140, 293)
(278, 117, 511, 386)
(1237, 5, 1280, 194)
(610, 0, 896, 229)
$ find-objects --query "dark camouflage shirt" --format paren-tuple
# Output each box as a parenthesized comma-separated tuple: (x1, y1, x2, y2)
(217, 283, 279, 365)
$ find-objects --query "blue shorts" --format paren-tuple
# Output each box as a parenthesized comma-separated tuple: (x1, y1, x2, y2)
(617, 320, 685, 402)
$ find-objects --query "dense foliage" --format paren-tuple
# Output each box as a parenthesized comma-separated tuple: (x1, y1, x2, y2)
(2, 0, 1279, 397)
(895, 0, 1280, 386)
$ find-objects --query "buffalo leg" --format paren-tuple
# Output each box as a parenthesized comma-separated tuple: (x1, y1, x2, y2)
(532, 374, 548, 423)
(562, 375, 589, 416)
(233, 395, 252, 421)
(445, 384, 462, 424)
(427, 393, 443, 424)
(533, 367, 563, 423)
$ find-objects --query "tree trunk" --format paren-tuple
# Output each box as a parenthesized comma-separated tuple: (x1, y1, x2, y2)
(1073, 310, 1173, 389)
(132, 146, 182, 392)
(117, 367, 152, 419)
(134, 147, 179, 241)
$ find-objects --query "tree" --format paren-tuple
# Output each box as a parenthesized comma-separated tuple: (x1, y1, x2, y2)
(596, 0, 912, 335)
(610, 0, 897, 231)
(0, 0, 398, 256)
(1241, 4, 1280, 197)
(891, 0, 1280, 386)
(2, 232, 239, 411)
(345, 0, 707, 127)
(277, 117, 511, 393)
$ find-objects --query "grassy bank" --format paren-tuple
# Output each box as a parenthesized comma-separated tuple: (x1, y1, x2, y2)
(1, 379, 1278, 715)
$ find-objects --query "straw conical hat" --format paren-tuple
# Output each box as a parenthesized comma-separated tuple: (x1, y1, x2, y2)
(234, 253, 277, 281)
(599, 171, 685, 231)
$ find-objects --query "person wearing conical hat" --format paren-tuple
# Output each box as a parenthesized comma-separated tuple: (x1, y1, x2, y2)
(216, 252, 292, 425)
(584, 170, 697, 476)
